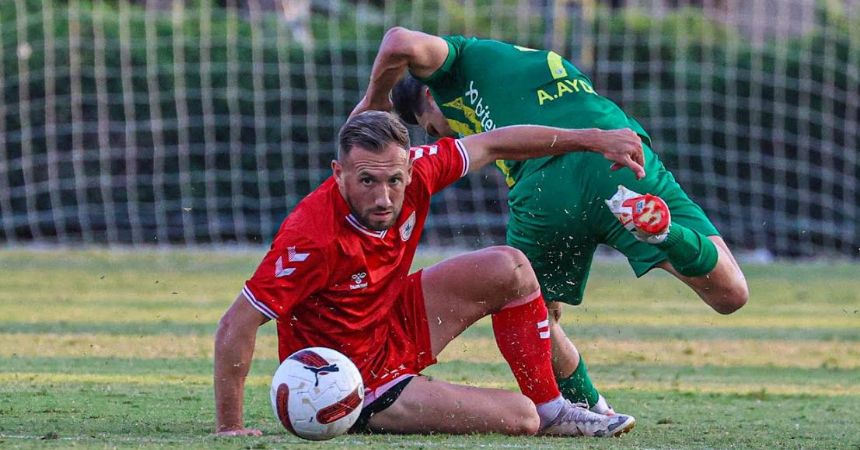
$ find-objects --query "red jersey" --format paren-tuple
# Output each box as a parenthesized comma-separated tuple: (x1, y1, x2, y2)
(243, 137, 470, 389)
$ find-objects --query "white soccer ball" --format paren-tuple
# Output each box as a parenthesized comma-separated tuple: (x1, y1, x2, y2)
(270, 347, 364, 440)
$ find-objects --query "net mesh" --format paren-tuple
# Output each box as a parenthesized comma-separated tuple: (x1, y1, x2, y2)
(1, 0, 858, 256)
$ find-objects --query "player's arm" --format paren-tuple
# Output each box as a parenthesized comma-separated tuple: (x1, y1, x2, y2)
(213, 293, 270, 436)
(352, 27, 449, 116)
(462, 126, 646, 179)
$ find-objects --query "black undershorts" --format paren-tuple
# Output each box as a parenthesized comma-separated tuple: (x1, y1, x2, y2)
(349, 376, 415, 433)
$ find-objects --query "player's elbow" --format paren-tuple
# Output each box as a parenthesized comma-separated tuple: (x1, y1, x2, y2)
(382, 27, 418, 58)
(215, 309, 249, 351)
(214, 311, 258, 375)
(384, 26, 412, 40)
(215, 313, 235, 350)
(382, 26, 414, 44)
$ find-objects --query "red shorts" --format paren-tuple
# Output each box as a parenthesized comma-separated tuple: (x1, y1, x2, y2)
(364, 269, 436, 391)
(263, 270, 437, 393)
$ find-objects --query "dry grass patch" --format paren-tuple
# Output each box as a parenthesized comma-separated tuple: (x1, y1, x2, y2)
(0, 333, 280, 360)
(439, 337, 860, 369)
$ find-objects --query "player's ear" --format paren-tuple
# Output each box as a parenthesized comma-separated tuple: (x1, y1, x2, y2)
(332, 159, 344, 186)
(423, 86, 435, 107)
(405, 158, 414, 186)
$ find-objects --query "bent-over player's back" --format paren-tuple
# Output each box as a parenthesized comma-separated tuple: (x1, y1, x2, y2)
(423, 35, 652, 187)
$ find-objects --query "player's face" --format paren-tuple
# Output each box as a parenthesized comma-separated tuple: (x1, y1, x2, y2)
(416, 93, 455, 138)
(333, 143, 413, 231)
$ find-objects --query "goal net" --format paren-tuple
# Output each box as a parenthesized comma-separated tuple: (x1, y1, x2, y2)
(1, 0, 858, 257)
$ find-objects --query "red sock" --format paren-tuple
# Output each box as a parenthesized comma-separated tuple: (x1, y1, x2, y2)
(492, 290, 560, 405)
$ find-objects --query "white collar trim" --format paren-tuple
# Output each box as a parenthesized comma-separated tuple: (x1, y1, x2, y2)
(345, 214, 388, 238)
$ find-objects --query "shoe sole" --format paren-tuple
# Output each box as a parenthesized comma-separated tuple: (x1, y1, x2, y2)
(610, 418, 636, 437)
(539, 420, 635, 438)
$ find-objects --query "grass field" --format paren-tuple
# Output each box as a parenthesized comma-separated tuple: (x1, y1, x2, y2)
(1, 248, 858, 449)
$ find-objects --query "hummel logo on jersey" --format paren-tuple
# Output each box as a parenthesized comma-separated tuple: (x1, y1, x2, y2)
(274, 246, 310, 278)
(349, 272, 368, 290)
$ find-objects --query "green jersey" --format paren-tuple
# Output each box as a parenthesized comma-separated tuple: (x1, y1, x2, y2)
(417, 35, 718, 305)
(420, 35, 651, 188)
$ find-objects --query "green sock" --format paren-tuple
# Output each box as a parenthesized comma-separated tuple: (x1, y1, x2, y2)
(557, 358, 600, 407)
(656, 223, 719, 277)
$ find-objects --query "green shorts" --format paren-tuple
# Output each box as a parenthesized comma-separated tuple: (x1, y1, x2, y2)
(505, 144, 719, 305)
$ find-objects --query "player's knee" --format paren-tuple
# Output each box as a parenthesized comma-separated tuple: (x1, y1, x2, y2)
(714, 279, 749, 314)
(546, 302, 563, 324)
(506, 397, 540, 435)
(488, 246, 540, 297)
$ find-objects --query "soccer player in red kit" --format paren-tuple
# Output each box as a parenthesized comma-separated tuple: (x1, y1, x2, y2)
(214, 111, 645, 437)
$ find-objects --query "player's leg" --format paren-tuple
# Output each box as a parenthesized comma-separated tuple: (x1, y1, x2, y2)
(418, 246, 635, 436)
(655, 235, 749, 314)
(600, 145, 749, 314)
(420, 245, 541, 354)
(506, 217, 619, 415)
(367, 375, 631, 436)
(546, 302, 614, 414)
(420, 245, 562, 411)
(605, 187, 749, 314)
(548, 301, 580, 377)
(366, 376, 540, 435)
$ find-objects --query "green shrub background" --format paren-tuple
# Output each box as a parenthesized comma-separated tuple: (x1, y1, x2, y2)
(1, 1, 857, 255)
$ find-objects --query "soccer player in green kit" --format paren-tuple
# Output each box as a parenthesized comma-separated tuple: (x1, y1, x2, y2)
(352, 27, 750, 425)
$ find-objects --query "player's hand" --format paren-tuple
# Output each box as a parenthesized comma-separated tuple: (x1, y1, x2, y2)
(214, 427, 263, 437)
(595, 128, 646, 179)
(350, 94, 393, 119)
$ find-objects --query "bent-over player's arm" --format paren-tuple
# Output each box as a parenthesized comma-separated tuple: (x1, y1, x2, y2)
(352, 27, 449, 116)
(462, 125, 646, 179)
(214, 294, 270, 436)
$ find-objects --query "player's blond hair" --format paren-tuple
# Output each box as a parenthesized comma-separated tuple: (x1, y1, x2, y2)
(338, 111, 410, 159)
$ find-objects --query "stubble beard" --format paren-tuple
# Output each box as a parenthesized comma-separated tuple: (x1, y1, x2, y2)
(344, 194, 400, 231)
